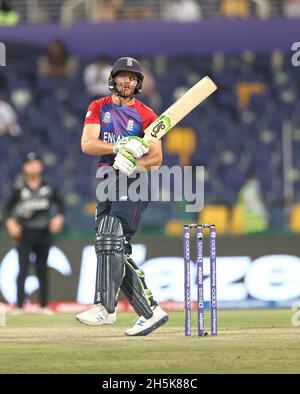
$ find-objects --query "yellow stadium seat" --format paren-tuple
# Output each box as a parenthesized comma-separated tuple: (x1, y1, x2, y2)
(220, 0, 250, 18)
(165, 127, 196, 166)
(290, 204, 300, 232)
(230, 205, 244, 234)
(199, 205, 229, 234)
(236, 82, 266, 108)
(84, 201, 96, 215)
(165, 219, 185, 236)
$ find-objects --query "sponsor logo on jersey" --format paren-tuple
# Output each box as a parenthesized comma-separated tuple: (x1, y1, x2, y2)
(103, 112, 112, 124)
(15, 199, 50, 219)
(86, 111, 92, 117)
(39, 186, 51, 196)
(103, 132, 122, 143)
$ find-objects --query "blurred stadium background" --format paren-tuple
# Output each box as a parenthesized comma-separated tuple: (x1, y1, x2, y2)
(1, 0, 300, 311)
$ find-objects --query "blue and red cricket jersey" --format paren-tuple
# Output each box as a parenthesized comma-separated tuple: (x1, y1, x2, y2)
(84, 96, 157, 172)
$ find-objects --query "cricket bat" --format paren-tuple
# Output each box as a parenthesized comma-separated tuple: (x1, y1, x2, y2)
(143, 76, 217, 143)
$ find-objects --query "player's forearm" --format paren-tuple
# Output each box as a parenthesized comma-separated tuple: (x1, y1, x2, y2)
(81, 139, 114, 156)
(2, 190, 19, 221)
(136, 154, 162, 171)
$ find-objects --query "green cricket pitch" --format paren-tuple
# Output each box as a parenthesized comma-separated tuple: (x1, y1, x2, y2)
(0, 309, 300, 374)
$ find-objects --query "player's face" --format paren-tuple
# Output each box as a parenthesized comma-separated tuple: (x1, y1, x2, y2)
(115, 72, 138, 96)
(23, 160, 43, 177)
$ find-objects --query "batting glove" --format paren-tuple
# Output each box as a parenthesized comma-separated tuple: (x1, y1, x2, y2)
(113, 150, 137, 176)
(113, 136, 149, 159)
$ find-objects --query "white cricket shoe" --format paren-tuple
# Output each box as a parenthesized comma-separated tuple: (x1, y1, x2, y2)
(124, 305, 169, 336)
(11, 308, 24, 316)
(76, 304, 116, 326)
(39, 307, 55, 315)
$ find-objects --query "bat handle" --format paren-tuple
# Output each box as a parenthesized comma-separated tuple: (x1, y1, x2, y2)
(143, 135, 153, 144)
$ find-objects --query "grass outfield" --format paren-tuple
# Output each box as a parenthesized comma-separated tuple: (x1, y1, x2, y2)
(0, 309, 300, 374)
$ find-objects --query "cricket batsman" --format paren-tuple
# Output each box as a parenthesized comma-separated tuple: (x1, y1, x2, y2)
(76, 57, 169, 336)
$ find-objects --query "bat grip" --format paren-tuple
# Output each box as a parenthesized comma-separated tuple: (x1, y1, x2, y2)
(143, 135, 153, 144)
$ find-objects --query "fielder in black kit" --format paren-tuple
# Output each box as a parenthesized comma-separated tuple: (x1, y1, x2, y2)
(3, 152, 64, 314)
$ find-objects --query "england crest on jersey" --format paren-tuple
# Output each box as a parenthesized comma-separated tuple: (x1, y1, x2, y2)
(127, 120, 134, 131)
